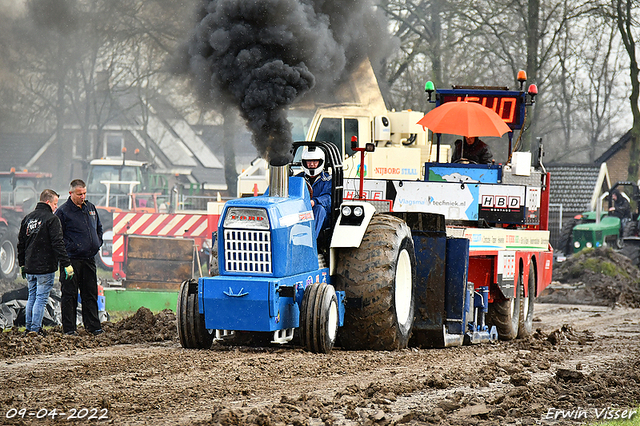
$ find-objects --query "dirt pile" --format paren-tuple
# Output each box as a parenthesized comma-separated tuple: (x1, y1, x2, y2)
(0, 307, 177, 359)
(543, 247, 640, 307)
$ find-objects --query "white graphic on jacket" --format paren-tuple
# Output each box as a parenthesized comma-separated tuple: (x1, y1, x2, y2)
(26, 219, 42, 236)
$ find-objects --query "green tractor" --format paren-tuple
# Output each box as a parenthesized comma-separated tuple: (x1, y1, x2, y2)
(558, 181, 638, 256)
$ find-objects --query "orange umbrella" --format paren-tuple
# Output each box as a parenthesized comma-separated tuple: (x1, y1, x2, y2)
(417, 101, 512, 137)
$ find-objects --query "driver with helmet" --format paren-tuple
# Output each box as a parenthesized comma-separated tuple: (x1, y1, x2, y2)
(297, 146, 332, 237)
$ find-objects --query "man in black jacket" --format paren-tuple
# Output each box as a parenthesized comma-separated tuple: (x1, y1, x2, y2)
(55, 179, 104, 336)
(608, 189, 631, 220)
(452, 136, 493, 164)
(18, 189, 74, 334)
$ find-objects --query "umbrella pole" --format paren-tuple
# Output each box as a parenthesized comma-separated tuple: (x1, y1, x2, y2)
(508, 133, 513, 159)
(436, 133, 441, 163)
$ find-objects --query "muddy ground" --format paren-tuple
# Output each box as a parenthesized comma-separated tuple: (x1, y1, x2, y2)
(0, 248, 639, 425)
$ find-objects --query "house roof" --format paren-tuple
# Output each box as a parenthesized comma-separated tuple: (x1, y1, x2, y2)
(57, 86, 229, 190)
(0, 133, 52, 172)
(546, 163, 608, 215)
(195, 125, 259, 172)
(594, 130, 631, 164)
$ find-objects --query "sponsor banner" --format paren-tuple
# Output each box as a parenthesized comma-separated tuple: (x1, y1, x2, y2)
(446, 227, 550, 251)
(343, 179, 387, 201)
(393, 181, 479, 220)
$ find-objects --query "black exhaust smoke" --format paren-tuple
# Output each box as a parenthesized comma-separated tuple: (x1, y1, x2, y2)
(174, 0, 392, 162)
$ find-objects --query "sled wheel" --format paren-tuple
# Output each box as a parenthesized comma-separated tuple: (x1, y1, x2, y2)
(300, 282, 339, 353)
(518, 261, 536, 338)
(557, 218, 579, 256)
(335, 214, 415, 350)
(0, 225, 18, 280)
(488, 267, 522, 340)
(177, 279, 213, 349)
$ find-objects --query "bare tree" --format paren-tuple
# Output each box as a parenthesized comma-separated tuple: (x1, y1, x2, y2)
(610, 0, 640, 180)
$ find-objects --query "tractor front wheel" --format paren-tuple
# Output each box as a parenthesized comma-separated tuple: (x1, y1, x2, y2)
(299, 282, 339, 353)
(335, 214, 415, 350)
(177, 279, 213, 349)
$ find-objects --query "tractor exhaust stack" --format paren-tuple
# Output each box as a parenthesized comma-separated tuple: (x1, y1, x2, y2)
(269, 158, 289, 198)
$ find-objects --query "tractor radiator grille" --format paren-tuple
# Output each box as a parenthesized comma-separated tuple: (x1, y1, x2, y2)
(223, 229, 272, 273)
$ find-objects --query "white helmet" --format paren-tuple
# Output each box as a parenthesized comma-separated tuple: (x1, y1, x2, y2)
(301, 146, 325, 177)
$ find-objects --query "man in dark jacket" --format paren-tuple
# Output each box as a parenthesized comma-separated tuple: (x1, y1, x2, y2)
(452, 136, 493, 164)
(18, 189, 74, 334)
(608, 189, 631, 220)
(55, 179, 104, 336)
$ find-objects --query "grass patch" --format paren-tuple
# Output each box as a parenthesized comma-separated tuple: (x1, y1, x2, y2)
(590, 406, 640, 425)
(570, 248, 631, 279)
(583, 257, 627, 278)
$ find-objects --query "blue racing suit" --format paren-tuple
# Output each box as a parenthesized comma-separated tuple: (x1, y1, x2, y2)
(297, 171, 332, 237)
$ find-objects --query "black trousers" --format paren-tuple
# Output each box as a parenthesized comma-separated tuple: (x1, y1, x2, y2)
(61, 257, 101, 333)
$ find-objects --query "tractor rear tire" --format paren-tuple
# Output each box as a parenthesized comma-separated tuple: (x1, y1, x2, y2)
(488, 268, 522, 340)
(557, 218, 579, 256)
(621, 239, 640, 269)
(623, 221, 639, 238)
(177, 279, 213, 349)
(300, 282, 339, 353)
(517, 262, 536, 338)
(0, 225, 18, 281)
(335, 214, 415, 351)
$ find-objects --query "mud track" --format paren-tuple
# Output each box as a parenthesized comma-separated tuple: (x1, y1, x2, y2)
(1, 303, 639, 425)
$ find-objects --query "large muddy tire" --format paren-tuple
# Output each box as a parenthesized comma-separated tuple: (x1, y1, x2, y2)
(488, 269, 522, 340)
(623, 221, 639, 238)
(621, 239, 640, 269)
(557, 218, 579, 256)
(177, 279, 213, 349)
(335, 214, 415, 350)
(0, 225, 18, 281)
(299, 282, 339, 354)
(518, 262, 536, 338)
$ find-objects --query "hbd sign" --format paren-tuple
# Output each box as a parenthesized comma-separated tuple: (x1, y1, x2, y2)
(481, 195, 522, 209)
(478, 186, 526, 224)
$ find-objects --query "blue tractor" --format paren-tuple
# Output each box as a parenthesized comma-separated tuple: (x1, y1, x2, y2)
(177, 141, 496, 353)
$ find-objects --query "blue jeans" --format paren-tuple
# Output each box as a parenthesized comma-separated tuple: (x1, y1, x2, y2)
(25, 272, 55, 332)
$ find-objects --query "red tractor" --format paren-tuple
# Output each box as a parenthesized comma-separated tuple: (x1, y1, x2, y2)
(0, 169, 53, 280)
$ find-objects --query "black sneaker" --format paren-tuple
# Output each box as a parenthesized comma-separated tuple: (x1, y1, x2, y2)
(91, 329, 104, 336)
(36, 328, 47, 337)
(65, 331, 78, 336)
